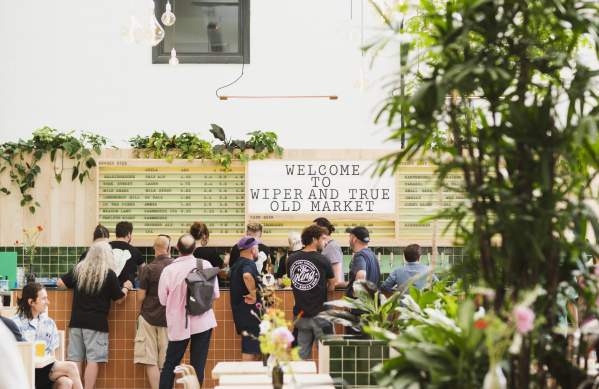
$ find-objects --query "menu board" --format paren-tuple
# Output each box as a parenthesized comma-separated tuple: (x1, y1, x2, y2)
(98, 160, 246, 240)
(96, 158, 465, 246)
(396, 161, 464, 242)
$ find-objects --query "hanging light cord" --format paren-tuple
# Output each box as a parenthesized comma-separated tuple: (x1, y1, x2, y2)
(215, 60, 245, 99)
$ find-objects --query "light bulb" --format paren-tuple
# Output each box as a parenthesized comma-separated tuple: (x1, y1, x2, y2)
(145, 0, 165, 46)
(169, 48, 179, 65)
(161, 1, 176, 27)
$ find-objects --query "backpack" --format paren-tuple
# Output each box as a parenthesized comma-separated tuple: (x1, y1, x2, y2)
(185, 258, 220, 326)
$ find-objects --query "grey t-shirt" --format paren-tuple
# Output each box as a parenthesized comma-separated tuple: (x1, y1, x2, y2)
(322, 239, 343, 266)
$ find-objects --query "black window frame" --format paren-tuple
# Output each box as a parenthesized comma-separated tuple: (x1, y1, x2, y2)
(152, 0, 250, 64)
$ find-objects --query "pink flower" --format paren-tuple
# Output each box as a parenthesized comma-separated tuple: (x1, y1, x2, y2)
(256, 303, 262, 310)
(271, 327, 294, 346)
(513, 305, 535, 334)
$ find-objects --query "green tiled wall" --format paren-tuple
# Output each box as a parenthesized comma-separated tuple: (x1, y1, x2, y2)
(0, 246, 157, 278)
(0, 245, 464, 279)
(325, 338, 389, 387)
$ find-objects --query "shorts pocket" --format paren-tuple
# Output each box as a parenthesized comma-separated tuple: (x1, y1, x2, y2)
(133, 333, 147, 362)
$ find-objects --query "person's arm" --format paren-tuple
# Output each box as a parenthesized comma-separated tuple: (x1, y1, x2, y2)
(158, 270, 168, 306)
(211, 260, 221, 300)
(49, 320, 60, 357)
(381, 270, 399, 294)
(332, 263, 347, 288)
(58, 270, 75, 289)
(326, 243, 347, 287)
(324, 259, 336, 292)
(243, 270, 257, 305)
(108, 271, 127, 304)
(137, 265, 148, 303)
(352, 255, 367, 282)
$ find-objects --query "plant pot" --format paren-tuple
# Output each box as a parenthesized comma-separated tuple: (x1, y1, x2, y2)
(272, 364, 284, 389)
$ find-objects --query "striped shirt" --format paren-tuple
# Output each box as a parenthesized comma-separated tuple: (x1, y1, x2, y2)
(11, 312, 59, 356)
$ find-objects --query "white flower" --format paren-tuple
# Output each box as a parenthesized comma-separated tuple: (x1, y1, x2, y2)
(474, 307, 486, 321)
(259, 320, 271, 335)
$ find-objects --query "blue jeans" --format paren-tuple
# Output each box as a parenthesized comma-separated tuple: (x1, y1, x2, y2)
(159, 329, 212, 389)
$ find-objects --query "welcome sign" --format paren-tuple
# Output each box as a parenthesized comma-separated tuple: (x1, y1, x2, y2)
(247, 160, 396, 214)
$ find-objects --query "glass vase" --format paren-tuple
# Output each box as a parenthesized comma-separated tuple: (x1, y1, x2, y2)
(25, 255, 36, 284)
(272, 363, 284, 389)
(482, 364, 507, 389)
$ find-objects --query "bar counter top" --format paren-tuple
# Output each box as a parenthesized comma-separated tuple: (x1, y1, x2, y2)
(7, 288, 344, 389)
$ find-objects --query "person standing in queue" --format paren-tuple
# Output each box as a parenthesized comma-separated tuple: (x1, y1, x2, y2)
(229, 236, 262, 361)
(313, 217, 346, 288)
(190, 222, 224, 269)
(228, 223, 271, 272)
(287, 225, 336, 359)
(57, 241, 131, 389)
(158, 234, 218, 389)
(345, 226, 380, 336)
(134, 235, 173, 389)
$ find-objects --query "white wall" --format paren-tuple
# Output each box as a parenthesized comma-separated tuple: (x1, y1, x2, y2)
(0, 0, 400, 150)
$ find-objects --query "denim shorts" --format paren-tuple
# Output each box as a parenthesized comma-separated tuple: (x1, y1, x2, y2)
(67, 328, 109, 363)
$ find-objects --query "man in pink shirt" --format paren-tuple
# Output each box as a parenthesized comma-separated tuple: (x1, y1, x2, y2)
(158, 234, 219, 389)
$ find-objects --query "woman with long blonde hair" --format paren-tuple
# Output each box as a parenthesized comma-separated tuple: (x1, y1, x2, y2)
(58, 240, 132, 389)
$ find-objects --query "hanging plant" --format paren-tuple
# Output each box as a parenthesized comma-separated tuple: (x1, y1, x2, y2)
(0, 127, 107, 213)
(129, 125, 283, 170)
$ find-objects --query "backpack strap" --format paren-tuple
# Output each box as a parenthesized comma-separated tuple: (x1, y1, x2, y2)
(196, 258, 204, 271)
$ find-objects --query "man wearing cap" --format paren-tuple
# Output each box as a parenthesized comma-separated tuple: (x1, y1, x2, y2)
(229, 236, 262, 360)
(345, 226, 381, 299)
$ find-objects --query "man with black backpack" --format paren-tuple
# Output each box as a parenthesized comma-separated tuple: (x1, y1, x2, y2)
(158, 234, 219, 389)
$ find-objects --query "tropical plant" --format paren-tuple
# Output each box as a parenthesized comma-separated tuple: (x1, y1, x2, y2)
(246, 130, 283, 155)
(368, 0, 599, 387)
(0, 127, 107, 213)
(129, 131, 212, 161)
(319, 281, 456, 334)
(130, 125, 284, 170)
(368, 299, 490, 389)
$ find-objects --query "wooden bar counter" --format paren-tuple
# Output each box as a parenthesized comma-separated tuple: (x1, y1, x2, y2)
(12, 288, 344, 389)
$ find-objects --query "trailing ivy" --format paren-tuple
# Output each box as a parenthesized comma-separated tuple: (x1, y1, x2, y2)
(129, 124, 283, 170)
(0, 127, 107, 213)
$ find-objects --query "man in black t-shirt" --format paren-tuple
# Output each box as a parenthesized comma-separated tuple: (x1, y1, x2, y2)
(79, 222, 145, 286)
(288, 225, 335, 359)
(229, 236, 262, 361)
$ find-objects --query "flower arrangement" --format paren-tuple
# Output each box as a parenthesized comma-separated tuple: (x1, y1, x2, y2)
(257, 308, 300, 363)
(15, 225, 43, 282)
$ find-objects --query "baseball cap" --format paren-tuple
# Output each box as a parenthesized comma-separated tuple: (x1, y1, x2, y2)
(345, 226, 370, 243)
(237, 236, 260, 250)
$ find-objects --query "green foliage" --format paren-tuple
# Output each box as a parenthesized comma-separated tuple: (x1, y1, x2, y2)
(247, 131, 283, 156)
(319, 281, 405, 333)
(0, 127, 107, 213)
(369, 300, 490, 389)
(368, 0, 599, 386)
(319, 280, 459, 335)
(129, 131, 212, 162)
(130, 125, 284, 170)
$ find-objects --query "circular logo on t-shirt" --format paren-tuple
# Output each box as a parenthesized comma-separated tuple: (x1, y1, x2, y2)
(289, 259, 320, 291)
